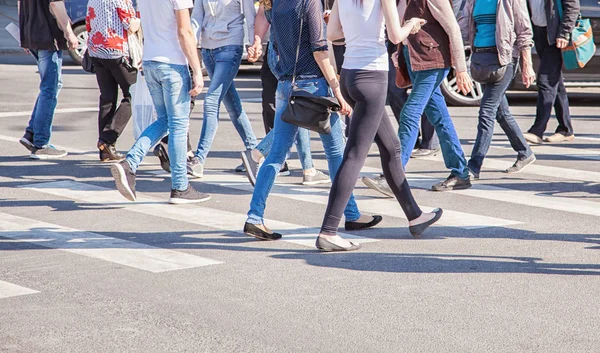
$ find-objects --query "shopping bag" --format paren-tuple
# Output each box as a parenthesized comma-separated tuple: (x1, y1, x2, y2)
(131, 71, 156, 140)
(128, 31, 143, 70)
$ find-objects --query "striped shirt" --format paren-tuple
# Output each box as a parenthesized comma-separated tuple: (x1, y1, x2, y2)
(86, 0, 137, 59)
(473, 0, 497, 48)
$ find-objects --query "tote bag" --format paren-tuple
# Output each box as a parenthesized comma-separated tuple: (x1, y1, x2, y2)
(555, 0, 596, 70)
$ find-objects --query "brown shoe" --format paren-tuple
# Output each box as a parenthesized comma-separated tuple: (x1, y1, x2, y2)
(98, 140, 124, 162)
(543, 133, 575, 143)
(523, 132, 543, 145)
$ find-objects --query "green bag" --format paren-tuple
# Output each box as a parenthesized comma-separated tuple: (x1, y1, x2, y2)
(555, 0, 596, 70)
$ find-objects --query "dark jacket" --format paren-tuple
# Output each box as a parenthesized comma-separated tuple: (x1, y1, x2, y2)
(545, 0, 580, 44)
(19, 0, 68, 51)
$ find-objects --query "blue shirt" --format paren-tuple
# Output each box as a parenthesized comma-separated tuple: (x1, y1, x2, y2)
(270, 0, 328, 81)
(473, 0, 497, 48)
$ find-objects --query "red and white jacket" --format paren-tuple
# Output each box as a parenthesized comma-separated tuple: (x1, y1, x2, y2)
(86, 0, 137, 59)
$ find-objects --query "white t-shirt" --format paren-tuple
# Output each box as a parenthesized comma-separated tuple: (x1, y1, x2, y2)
(339, 0, 388, 71)
(138, 0, 194, 65)
(528, 0, 547, 27)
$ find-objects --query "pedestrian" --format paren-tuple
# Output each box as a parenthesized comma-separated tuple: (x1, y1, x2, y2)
(522, 0, 578, 144)
(189, 0, 259, 178)
(243, 0, 383, 242)
(110, 0, 210, 204)
(243, 1, 331, 187)
(396, 0, 474, 191)
(86, 0, 140, 162)
(459, 0, 537, 178)
(318, 0, 443, 252)
(17, 0, 78, 159)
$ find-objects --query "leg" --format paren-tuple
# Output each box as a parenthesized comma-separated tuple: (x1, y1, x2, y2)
(496, 95, 532, 159)
(260, 45, 277, 134)
(31, 50, 63, 148)
(419, 114, 439, 150)
(529, 26, 558, 138)
(553, 76, 574, 136)
(294, 128, 314, 171)
(92, 58, 119, 140)
(221, 80, 258, 151)
(100, 58, 137, 144)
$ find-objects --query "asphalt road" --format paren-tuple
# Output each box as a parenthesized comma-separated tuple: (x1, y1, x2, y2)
(1, 53, 600, 353)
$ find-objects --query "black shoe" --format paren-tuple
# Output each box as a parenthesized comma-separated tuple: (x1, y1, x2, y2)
(169, 185, 211, 204)
(98, 140, 124, 162)
(110, 160, 136, 201)
(504, 154, 536, 174)
(315, 235, 362, 252)
(243, 222, 282, 241)
(345, 215, 383, 231)
(431, 174, 472, 192)
(19, 131, 34, 152)
(409, 208, 443, 237)
(153, 143, 170, 173)
(29, 145, 68, 160)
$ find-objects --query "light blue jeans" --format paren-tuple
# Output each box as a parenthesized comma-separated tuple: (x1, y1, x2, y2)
(195, 45, 257, 163)
(255, 126, 313, 170)
(247, 77, 362, 225)
(27, 50, 63, 148)
(398, 47, 469, 179)
(126, 61, 191, 191)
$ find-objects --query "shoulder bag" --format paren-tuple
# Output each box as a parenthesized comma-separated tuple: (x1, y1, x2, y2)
(280, 0, 340, 135)
(470, 49, 507, 84)
(555, 0, 596, 70)
(395, 44, 411, 88)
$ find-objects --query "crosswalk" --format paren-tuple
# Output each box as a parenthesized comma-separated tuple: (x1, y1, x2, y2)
(1, 134, 599, 301)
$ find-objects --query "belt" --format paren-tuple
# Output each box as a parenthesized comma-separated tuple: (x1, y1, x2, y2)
(473, 46, 498, 53)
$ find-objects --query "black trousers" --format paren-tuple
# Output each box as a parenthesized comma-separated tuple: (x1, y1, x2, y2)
(260, 46, 278, 134)
(92, 57, 137, 145)
(321, 70, 422, 235)
(529, 25, 574, 137)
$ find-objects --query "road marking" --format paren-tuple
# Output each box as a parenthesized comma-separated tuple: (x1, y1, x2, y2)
(197, 173, 521, 229)
(21, 181, 378, 248)
(0, 107, 98, 118)
(0, 212, 222, 273)
(0, 134, 89, 154)
(0, 280, 39, 299)
(488, 141, 600, 162)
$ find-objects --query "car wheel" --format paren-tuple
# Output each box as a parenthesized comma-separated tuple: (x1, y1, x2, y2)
(68, 24, 88, 65)
(440, 48, 484, 106)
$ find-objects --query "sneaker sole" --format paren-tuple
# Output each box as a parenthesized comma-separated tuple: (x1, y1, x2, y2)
(543, 136, 575, 143)
(168, 195, 211, 204)
(431, 183, 472, 192)
(19, 138, 35, 152)
(29, 151, 68, 160)
(361, 177, 394, 198)
(278, 170, 291, 177)
(504, 156, 537, 174)
(110, 163, 136, 201)
(240, 152, 257, 187)
(187, 171, 203, 179)
(153, 146, 171, 173)
(302, 178, 331, 186)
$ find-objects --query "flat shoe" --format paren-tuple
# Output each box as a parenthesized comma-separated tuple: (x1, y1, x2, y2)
(315, 236, 362, 252)
(243, 222, 282, 241)
(409, 208, 443, 237)
(345, 215, 383, 231)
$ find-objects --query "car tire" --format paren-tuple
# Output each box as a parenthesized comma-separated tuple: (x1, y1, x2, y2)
(68, 24, 88, 65)
(439, 48, 484, 106)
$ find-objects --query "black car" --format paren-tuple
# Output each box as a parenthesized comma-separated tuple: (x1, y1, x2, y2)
(440, 0, 600, 106)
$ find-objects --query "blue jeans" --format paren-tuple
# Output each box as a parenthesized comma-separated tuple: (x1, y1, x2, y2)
(255, 126, 314, 170)
(468, 58, 532, 175)
(27, 50, 63, 148)
(195, 45, 257, 163)
(126, 61, 191, 191)
(399, 47, 469, 179)
(247, 77, 362, 225)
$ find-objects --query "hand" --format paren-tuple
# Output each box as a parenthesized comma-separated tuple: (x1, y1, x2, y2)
(407, 18, 427, 34)
(521, 64, 536, 88)
(391, 51, 399, 68)
(556, 38, 569, 49)
(190, 71, 204, 97)
(323, 10, 331, 25)
(247, 41, 262, 63)
(455, 71, 473, 95)
(66, 33, 78, 50)
(333, 89, 352, 116)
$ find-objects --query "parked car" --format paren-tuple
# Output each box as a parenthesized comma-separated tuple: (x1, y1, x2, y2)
(440, 0, 600, 106)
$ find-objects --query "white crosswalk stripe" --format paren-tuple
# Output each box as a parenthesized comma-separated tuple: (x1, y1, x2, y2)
(0, 280, 39, 299)
(0, 211, 223, 273)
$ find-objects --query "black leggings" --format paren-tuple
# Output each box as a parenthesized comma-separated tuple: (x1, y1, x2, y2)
(321, 69, 422, 235)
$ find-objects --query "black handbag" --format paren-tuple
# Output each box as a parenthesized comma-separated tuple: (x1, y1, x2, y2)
(81, 49, 95, 73)
(470, 50, 507, 84)
(280, 0, 340, 135)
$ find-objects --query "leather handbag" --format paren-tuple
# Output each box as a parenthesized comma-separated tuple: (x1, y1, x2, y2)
(469, 50, 507, 84)
(280, 0, 340, 135)
(555, 0, 596, 70)
(395, 44, 411, 88)
(81, 49, 95, 73)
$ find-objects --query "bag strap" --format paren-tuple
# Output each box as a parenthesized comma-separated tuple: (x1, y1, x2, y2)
(554, 0, 564, 21)
(291, 0, 307, 86)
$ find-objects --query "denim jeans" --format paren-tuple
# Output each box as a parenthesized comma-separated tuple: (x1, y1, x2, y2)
(195, 45, 257, 163)
(126, 61, 191, 191)
(398, 47, 469, 179)
(26, 50, 63, 148)
(255, 125, 314, 170)
(247, 77, 362, 225)
(468, 58, 532, 175)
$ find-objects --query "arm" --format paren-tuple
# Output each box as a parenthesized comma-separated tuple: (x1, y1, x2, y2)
(326, 0, 343, 42)
(248, 5, 270, 62)
(314, 51, 351, 116)
(243, 0, 256, 45)
(557, 0, 580, 47)
(191, 0, 205, 45)
(176, 9, 204, 96)
(49, 0, 78, 49)
(513, 0, 535, 87)
(382, 0, 423, 44)
(457, 0, 473, 45)
(113, 0, 140, 33)
(427, 0, 467, 72)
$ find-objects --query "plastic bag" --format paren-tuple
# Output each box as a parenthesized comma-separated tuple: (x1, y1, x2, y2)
(131, 71, 157, 140)
(128, 31, 143, 70)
